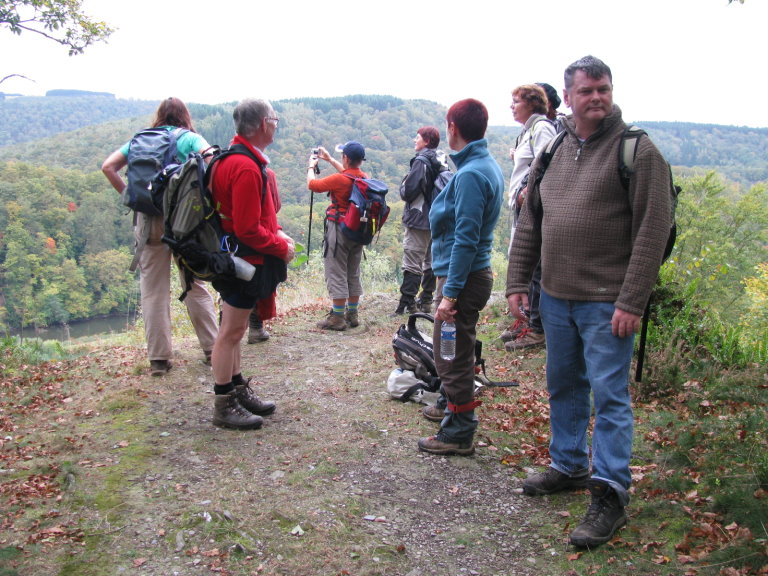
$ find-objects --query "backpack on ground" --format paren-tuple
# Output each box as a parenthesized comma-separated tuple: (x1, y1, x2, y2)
(340, 175, 390, 245)
(531, 124, 682, 382)
(124, 127, 187, 216)
(389, 313, 518, 403)
(160, 144, 267, 300)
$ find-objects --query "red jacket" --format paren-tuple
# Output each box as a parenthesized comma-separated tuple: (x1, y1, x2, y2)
(211, 135, 288, 319)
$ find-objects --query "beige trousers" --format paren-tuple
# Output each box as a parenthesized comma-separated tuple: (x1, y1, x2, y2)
(135, 213, 218, 361)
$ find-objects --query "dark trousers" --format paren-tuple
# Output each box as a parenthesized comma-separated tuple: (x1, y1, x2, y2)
(433, 268, 493, 442)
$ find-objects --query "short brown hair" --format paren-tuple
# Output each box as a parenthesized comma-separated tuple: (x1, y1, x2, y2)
(152, 97, 194, 131)
(417, 126, 440, 149)
(512, 84, 548, 116)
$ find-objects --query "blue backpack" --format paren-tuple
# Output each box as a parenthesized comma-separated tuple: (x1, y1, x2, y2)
(124, 127, 187, 216)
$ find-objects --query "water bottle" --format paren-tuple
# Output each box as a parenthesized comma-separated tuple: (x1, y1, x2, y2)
(231, 255, 256, 281)
(440, 321, 456, 361)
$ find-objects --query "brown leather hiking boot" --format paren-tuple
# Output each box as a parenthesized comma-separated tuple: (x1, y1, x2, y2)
(345, 309, 359, 328)
(422, 405, 445, 422)
(234, 382, 276, 416)
(247, 326, 270, 344)
(522, 467, 589, 496)
(569, 480, 627, 548)
(505, 328, 545, 351)
(417, 435, 475, 456)
(150, 360, 172, 377)
(212, 392, 263, 430)
(500, 318, 528, 342)
(317, 311, 347, 331)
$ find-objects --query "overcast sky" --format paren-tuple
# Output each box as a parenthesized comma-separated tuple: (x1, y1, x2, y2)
(2, 0, 766, 128)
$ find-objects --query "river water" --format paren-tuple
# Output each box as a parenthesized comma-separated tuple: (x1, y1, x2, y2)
(12, 315, 135, 342)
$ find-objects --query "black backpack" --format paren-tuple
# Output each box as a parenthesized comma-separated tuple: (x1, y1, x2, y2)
(432, 166, 453, 201)
(124, 127, 187, 216)
(160, 144, 268, 300)
(391, 313, 518, 402)
(339, 175, 390, 245)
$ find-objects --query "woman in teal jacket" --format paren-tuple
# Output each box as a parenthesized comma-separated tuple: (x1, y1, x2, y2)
(418, 99, 504, 456)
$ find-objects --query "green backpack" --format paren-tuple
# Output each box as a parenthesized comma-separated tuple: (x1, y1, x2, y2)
(161, 144, 266, 300)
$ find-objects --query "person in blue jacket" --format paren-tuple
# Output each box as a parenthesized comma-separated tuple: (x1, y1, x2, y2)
(418, 98, 504, 456)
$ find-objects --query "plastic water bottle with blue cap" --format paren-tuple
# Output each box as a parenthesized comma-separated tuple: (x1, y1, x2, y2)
(440, 321, 456, 361)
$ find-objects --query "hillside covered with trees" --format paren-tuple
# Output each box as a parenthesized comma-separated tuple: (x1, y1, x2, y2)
(0, 94, 766, 332)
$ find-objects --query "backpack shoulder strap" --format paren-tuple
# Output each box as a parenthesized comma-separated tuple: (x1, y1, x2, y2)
(209, 143, 269, 205)
(529, 129, 567, 227)
(618, 125, 646, 190)
(526, 115, 554, 156)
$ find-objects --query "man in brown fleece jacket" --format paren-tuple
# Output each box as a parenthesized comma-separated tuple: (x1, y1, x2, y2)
(505, 55, 672, 548)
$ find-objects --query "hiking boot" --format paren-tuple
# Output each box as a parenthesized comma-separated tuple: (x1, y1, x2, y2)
(345, 309, 359, 328)
(522, 467, 589, 496)
(150, 360, 172, 377)
(416, 300, 432, 314)
(500, 318, 528, 342)
(234, 382, 276, 416)
(247, 326, 270, 344)
(505, 328, 545, 351)
(417, 435, 475, 456)
(391, 302, 407, 316)
(212, 392, 264, 430)
(317, 311, 347, 331)
(202, 351, 212, 366)
(569, 480, 628, 548)
(422, 405, 445, 422)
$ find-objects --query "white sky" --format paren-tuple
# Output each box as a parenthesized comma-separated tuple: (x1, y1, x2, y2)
(1, 0, 766, 128)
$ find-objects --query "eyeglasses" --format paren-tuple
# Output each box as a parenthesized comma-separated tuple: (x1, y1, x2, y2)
(266, 117, 280, 125)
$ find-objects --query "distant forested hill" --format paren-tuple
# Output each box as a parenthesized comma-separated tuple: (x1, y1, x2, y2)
(0, 94, 766, 330)
(2, 95, 767, 188)
(0, 94, 159, 147)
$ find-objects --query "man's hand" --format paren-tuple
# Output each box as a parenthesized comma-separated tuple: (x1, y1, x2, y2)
(507, 293, 529, 320)
(612, 308, 641, 338)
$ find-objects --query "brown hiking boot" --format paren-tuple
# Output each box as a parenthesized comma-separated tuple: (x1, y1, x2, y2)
(150, 360, 172, 377)
(234, 381, 276, 416)
(522, 467, 589, 496)
(345, 309, 359, 328)
(569, 480, 627, 548)
(422, 405, 445, 422)
(247, 326, 270, 344)
(212, 392, 263, 430)
(500, 318, 528, 342)
(505, 328, 545, 351)
(417, 435, 474, 456)
(317, 311, 347, 331)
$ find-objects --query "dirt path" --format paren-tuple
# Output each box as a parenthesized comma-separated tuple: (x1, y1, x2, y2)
(4, 294, 571, 576)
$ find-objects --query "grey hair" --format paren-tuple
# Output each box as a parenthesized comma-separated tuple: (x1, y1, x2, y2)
(564, 55, 612, 89)
(233, 98, 273, 138)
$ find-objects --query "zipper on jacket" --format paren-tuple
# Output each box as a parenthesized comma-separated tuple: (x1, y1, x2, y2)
(575, 142, 584, 161)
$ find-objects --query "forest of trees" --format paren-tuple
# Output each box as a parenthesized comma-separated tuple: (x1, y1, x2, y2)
(0, 94, 766, 331)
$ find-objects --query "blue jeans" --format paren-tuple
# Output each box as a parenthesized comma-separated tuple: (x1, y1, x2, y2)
(540, 291, 635, 505)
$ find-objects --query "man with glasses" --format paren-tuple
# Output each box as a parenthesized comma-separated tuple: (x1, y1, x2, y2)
(208, 98, 295, 430)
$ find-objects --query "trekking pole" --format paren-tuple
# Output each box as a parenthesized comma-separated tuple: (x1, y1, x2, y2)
(307, 189, 314, 256)
(635, 298, 652, 383)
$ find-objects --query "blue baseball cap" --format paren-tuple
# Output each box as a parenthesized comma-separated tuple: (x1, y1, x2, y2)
(339, 141, 365, 162)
